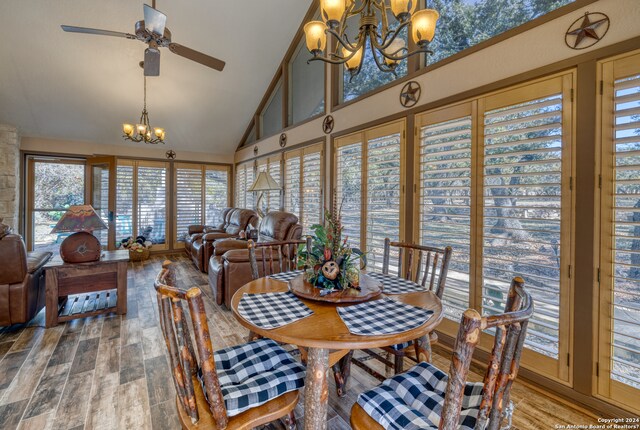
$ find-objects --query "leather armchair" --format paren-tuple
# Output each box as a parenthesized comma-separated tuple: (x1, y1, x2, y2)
(0, 234, 52, 326)
(184, 207, 232, 266)
(187, 208, 258, 273)
(208, 211, 302, 308)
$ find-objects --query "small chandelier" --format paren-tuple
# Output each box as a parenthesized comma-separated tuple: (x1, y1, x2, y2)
(122, 75, 165, 144)
(303, 0, 439, 79)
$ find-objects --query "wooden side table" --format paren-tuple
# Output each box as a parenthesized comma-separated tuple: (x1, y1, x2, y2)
(44, 250, 129, 328)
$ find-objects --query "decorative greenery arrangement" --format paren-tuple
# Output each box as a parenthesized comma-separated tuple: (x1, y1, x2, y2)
(298, 196, 362, 295)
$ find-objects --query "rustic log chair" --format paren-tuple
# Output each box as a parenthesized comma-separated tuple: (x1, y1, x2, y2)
(247, 237, 355, 398)
(154, 260, 304, 430)
(351, 238, 453, 381)
(351, 277, 534, 430)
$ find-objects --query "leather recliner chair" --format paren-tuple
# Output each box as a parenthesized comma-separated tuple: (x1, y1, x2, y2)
(186, 208, 258, 273)
(0, 234, 52, 326)
(208, 211, 303, 308)
(184, 207, 232, 269)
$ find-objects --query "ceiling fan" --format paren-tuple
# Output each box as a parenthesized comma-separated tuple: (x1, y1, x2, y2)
(61, 0, 225, 76)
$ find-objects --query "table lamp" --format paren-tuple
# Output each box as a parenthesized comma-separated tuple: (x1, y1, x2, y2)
(248, 170, 281, 218)
(50, 205, 108, 263)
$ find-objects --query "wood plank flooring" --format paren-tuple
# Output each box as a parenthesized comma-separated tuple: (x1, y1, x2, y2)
(0, 254, 600, 429)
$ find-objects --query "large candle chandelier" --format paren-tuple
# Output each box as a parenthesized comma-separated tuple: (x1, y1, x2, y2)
(304, 0, 439, 79)
(122, 74, 165, 144)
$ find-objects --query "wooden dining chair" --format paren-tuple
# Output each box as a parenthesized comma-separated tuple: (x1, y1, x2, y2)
(351, 277, 534, 430)
(352, 238, 453, 380)
(154, 260, 305, 430)
(247, 238, 307, 279)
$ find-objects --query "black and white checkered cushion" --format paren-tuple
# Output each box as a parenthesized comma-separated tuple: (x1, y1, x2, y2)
(367, 271, 425, 295)
(388, 341, 413, 351)
(337, 297, 433, 336)
(237, 291, 313, 329)
(268, 270, 304, 282)
(199, 338, 306, 417)
(357, 361, 483, 430)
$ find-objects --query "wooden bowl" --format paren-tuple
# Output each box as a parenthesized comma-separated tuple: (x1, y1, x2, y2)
(288, 273, 383, 303)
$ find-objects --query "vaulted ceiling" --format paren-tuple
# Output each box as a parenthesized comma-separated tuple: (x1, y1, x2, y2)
(0, 0, 312, 154)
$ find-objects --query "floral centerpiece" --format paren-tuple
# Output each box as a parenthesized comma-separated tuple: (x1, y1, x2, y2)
(298, 197, 362, 296)
(119, 235, 152, 261)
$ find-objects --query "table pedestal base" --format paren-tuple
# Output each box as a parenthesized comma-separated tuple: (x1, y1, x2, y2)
(304, 347, 330, 430)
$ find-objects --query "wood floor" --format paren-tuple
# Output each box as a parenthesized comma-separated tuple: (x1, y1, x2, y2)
(0, 254, 600, 430)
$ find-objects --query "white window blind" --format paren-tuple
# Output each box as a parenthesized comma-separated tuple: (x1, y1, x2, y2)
(366, 132, 402, 271)
(246, 166, 255, 210)
(419, 115, 473, 321)
(268, 159, 281, 211)
(284, 156, 301, 220)
(235, 165, 247, 208)
(302, 149, 323, 234)
(482, 93, 564, 360)
(608, 71, 640, 390)
(336, 141, 363, 250)
(205, 168, 229, 226)
(116, 164, 134, 244)
(137, 165, 167, 245)
(176, 166, 203, 242)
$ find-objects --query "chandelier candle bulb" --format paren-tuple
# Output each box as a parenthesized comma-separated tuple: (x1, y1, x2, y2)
(304, 21, 327, 55)
(320, 0, 347, 28)
(123, 123, 134, 136)
(136, 123, 147, 135)
(343, 46, 363, 71)
(411, 9, 439, 46)
(390, 0, 417, 21)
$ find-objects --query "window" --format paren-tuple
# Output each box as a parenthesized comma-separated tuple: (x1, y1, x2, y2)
(416, 105, 473, 323)
(116, 160, 169, 250)
(235, 162, 255, 210)
(284, 143, 324, 235)
(261, 79, 284, 138)
(598, 52, 640, 413)
(341, 12, 408, 103)
(289, 40, 325, 125)
(257, 156, 282, 213)
(26, 157, 85, 252)
(336, 120, 405, 271)
(415, 74, 574, 383)
(174, 163, 230, 247)
(427, 0, 574, 66)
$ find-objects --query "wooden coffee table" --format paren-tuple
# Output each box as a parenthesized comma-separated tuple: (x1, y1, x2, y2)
(44, 250, 129, 328)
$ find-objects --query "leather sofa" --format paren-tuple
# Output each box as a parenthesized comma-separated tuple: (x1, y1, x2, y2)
(185, 208, 258, 273)
(184, 207, 232, 268)
(0, 234, 52, 326)
(208, 211, 302, 308)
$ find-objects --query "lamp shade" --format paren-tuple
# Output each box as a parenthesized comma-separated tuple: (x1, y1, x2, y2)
(390, 0, 417, 20)
(304, 21, 327, 55)
(411, 9, 439, 45)
(248, 171, 280, 192)
(50, 205, 108, 234)
(320, 0, 347, 26)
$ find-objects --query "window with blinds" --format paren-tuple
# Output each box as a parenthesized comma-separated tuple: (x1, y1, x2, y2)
(418, 112, 473, 322)
(235, 163, 255, 209)
(205, 168, 229, 226)
(335, 120, 405, 271)
(336, 141, 363, 249)
(115, 165, 134, 244)
(284, 144, 323, 235)
(176, 166, 203, 242)
(257, 157, 282, 213)
(137, 165, 167, 246)
(598, 53, 640, 410)
(483, 93, 565, 360)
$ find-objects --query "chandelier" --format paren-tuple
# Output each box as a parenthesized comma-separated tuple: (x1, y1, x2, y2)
(303, 0, 439, 79)
(122, 75, 165, 144)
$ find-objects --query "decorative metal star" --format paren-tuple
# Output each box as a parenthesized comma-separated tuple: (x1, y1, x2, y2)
(165, 150, 176, 160)
(565, 12, 609, 50)
(323, 115, 334, 134)
(400, 81, 421, 108)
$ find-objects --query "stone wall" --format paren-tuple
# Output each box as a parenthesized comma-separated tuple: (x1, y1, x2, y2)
(0, 124, 19, 230)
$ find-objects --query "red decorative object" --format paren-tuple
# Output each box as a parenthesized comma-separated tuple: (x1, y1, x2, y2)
(50, 205, 108, 263)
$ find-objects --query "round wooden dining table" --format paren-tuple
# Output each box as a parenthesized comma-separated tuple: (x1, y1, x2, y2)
(230, 276, 444, 430)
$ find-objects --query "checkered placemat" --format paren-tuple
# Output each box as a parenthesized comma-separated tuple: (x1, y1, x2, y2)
(237, 291, 313, 329)
(366, 271, 425, 295)
(268, 270, 304, 283)
(337, 297, 433, 336)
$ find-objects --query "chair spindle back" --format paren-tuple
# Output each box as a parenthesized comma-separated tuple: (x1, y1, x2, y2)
(381, 238, 453, 298)
(155, 261, 229, 429)
(440, 277, 534, 430)
(247, 239, 306, 280)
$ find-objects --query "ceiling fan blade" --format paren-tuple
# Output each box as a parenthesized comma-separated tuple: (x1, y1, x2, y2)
(61, 25, 135, 39)
(168, 43, 226, 72)
(144, 47, 161, 76)
(143, 4, 167, 37)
